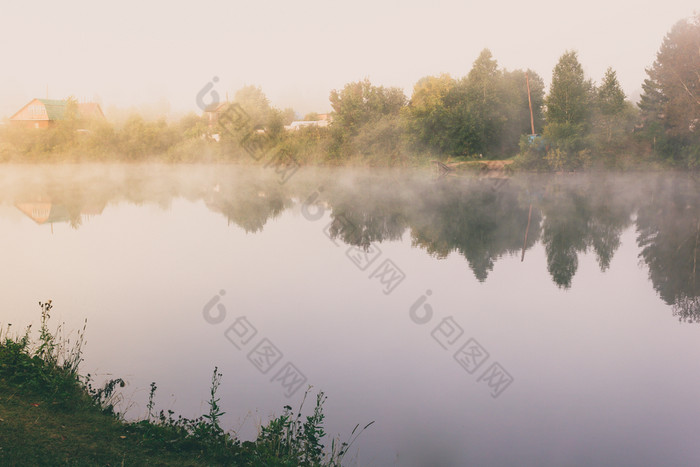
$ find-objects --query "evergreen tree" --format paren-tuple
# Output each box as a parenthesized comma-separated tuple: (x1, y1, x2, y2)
(638, 14, 700, 162)
(638, 77, 665, 124)
(464, 49, 503, 156)
(596, 67, 627, 143)
(544, 50, 594, 152)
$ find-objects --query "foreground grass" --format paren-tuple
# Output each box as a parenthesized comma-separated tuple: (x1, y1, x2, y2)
(0, 302, 370, 466)
(0, 379, 209, 466)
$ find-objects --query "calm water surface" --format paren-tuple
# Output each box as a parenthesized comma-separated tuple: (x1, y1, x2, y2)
(1, 164, 699, 466)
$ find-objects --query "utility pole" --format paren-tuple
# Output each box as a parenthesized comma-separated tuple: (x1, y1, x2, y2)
(526, 72, 536, 135)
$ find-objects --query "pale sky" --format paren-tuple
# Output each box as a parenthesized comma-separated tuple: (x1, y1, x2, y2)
(0, 0, 697, 119)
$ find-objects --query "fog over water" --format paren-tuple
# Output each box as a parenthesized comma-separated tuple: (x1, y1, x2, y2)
(1, 165, 699, 466)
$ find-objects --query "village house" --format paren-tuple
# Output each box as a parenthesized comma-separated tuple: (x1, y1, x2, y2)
(202, 101, 228, 127)
(9, 98, 105, 129)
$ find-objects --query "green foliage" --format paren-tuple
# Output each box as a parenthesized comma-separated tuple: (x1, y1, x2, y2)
(513, 135, 549, 170)
(598, 68, 626, 117)
(595, 67, 628, 144)
(234, 85, 274, 130)
(638, 14, 700, 164)
(146, 381, 157, 421)
(546, 51, 593, 128)
(121, 384, 371, 466)
(405, 50, 545, 159)
(540, 52, 642, 167)
(498, 69, 545, 152)
(0, 301, 89, 409)
(274, 126, 329, 165)
(543, 50, 596, 158)
(3, 27, 699, 169)
(179, 112, 209, 140)
(329, 79, 406, 135)
(463, 49, 503, 155)
(251, 391, 328, 465)
(404, 73, 457, 155)
(328, 78, 407, 161)
(119, 116, 179, 160)
(84, 374, 126, 415)
(202, 366, 225, 436)
(350, 114, 406, 164)
(0, 303, 372, 465)
(638, 77, 665, 124)
(237, 389, 373, 467)
(543, 121, 589, 153)
(544, 147, 592, 172)
(37, 301, 57, 364)
(281, 108, 297, 125)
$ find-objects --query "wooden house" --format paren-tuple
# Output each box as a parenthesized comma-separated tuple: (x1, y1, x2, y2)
(203, 101, 228, 127)
(9, 98, 105, 128)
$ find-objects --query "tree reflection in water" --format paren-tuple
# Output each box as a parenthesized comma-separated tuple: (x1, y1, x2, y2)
(3, 167, 698, 322)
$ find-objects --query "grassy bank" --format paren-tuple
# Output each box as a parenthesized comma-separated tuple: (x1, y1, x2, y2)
(0, 301, 370, 466)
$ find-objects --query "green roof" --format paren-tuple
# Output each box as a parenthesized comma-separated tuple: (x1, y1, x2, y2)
(37, 99, 68, 121)
(11, 98, 104, 122)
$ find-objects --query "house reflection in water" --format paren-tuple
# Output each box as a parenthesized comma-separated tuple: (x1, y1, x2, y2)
(15, 198, 105, 232)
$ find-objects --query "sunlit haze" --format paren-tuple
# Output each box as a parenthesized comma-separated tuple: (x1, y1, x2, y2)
(1, 0, 697, 118)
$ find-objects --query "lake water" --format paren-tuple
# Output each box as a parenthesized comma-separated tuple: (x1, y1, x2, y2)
(1, 164, 699, 466)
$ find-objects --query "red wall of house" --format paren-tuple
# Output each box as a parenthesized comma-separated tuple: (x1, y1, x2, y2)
(12, 99, 48, 121)
(10, 120, 51, 129)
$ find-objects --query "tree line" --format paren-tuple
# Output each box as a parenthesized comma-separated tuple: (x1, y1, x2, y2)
(1, 14, 698, 169)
